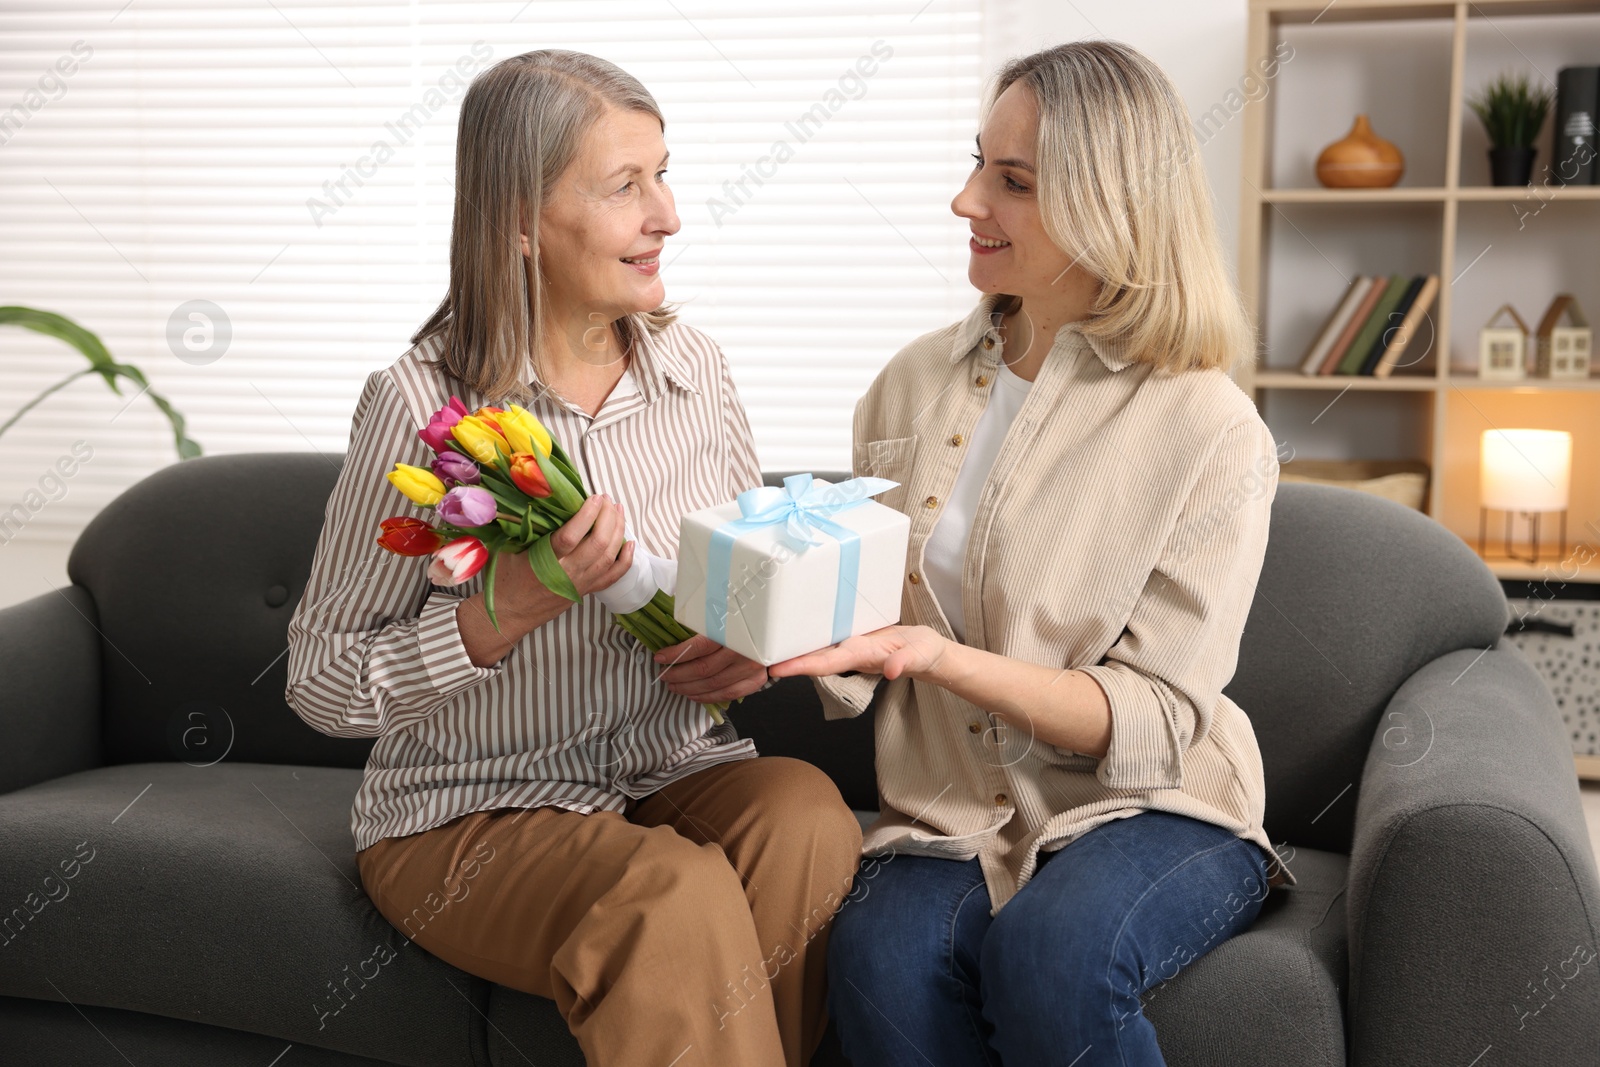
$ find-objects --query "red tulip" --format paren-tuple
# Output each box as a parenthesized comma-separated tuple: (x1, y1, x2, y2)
(376, 516, 443, 557)
(428, 536, 489, 586)
(508, 452, 552, 498)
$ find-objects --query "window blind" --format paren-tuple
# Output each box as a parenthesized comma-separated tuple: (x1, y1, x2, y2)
(0, 0, 983, 543)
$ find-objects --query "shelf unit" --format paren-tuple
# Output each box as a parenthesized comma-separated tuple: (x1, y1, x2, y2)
(1237, 0, 1600, 584)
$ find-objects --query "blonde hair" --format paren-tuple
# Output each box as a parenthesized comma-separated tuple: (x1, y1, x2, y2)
(988, 41, 1253, 375)
(412, 49, 678, 405)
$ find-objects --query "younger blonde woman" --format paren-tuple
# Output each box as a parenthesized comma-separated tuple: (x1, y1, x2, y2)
(771, 41, 1297, 1067)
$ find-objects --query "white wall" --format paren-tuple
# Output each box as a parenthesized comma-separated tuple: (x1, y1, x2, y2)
(981, 0, 1250, 273)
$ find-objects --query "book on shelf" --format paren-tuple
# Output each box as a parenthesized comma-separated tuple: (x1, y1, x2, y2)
(1357, 275, 1426, 375)
(1553, 66, 1598, 187)
(1336, 275, 1411, 375)
(1295, 273, 1440, 378)
(1371, 274, 1439, 378)
(1298, 274, 1368, 375)
(1314, 276, 1387, 375)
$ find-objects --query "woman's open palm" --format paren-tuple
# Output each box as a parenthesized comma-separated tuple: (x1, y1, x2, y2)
(766, 624, 947, 683)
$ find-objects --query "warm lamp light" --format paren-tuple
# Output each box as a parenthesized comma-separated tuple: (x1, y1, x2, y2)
(1479, 428, 1571, 564)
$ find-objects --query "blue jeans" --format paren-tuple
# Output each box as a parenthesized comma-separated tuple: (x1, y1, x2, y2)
(826, 810, 1272, 1067)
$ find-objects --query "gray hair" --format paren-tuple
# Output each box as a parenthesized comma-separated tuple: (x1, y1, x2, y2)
(413, 50, 678, 404)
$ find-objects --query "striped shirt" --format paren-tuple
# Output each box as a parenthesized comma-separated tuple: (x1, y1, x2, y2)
(814, 292, 1298, 916)
(285, 319, 763, 853)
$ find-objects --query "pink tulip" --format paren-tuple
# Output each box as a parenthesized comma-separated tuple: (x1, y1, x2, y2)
(437, 485, 498, 527)
(418, 395, 471, 453)
(428, 537, 488, 586)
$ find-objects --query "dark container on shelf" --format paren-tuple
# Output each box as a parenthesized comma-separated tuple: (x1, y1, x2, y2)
(1552, 65, 1599, 186)
(1490, 145, 1538, 186)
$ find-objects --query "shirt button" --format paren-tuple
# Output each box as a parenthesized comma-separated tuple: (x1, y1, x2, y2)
(950, 433, 963, 446)
(968, 722, 982, 734)
(908, 571, 921, 585)
(975, 374, 989, 387)
(994, 792, 1008, 806)
(924, 495, 938, 509)
(982, 337, 995, 350)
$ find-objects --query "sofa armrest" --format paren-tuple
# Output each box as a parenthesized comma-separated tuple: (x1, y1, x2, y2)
(1347, 638, 1600, 1066)
(0, 587, 102, 794)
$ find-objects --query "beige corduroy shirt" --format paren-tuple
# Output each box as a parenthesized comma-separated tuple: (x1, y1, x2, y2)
(814, 292, 1296, 916)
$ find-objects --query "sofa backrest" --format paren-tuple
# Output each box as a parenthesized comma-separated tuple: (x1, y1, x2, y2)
(1225, 482, 1508, 852)
(68, 454, 1510, 856)
(70, 452, 371, 769)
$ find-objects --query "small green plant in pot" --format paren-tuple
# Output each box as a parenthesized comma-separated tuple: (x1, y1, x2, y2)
(1468, 72, 1554, 186)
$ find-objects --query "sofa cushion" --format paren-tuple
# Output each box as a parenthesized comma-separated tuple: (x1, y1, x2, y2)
(1142, 845, 1348, 1066)
(0, 762, 489, 1067)
(0, 994, 406, 1067)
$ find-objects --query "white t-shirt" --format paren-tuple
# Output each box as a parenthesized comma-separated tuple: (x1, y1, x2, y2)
(922, 359, 1033, 643)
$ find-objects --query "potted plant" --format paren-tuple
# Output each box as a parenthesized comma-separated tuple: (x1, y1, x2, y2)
(1468, 72, 1554, 186)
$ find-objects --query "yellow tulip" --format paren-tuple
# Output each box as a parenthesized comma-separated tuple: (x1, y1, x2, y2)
(450, 415, 510, 465)
(497, 405, 553, 457)
(387, 463, 446, 506)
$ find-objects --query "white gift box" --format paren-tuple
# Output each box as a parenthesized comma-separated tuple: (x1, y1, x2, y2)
(674, 475, 911, 666)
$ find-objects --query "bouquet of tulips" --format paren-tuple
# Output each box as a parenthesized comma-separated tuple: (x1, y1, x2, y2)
(377, 395, 730, 724)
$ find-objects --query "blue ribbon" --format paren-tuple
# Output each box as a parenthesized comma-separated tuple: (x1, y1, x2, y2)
(704, 473, 899, 648)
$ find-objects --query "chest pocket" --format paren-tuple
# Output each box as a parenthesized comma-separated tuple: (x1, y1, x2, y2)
(861, 436, 917, 513)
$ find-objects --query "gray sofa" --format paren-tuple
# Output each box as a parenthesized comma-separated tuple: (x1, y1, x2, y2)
(1, 451, 1597, 1067)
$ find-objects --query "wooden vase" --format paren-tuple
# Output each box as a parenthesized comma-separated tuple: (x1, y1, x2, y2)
(1315, 114, 1405, 188)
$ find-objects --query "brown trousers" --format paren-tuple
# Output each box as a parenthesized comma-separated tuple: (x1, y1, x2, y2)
(355, 755, 864, 1067)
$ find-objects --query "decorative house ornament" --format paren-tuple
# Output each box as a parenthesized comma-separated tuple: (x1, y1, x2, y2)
(1534, 294, 1592, 380)
(1479, 304, 1530, 380)
(1315, 114, 1405, 188)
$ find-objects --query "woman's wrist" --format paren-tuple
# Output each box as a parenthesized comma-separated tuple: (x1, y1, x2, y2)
(456, 585, 565, 666)
(906, 626, 960, 687)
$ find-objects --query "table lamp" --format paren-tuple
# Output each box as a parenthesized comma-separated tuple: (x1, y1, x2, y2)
(1479, 428, 1571, 564)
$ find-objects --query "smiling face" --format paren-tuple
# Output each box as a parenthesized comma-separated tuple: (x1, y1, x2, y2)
(951, 81, 1086, 309)
(523, 103, 680, 332)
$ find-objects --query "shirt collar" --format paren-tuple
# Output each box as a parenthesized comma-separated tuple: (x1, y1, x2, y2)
(947, 292, 1136, 374)
(522, 314, 701, 402)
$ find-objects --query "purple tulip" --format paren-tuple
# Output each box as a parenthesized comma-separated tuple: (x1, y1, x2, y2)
(437, 486, 498, 527)
(431, 451, 481, 488)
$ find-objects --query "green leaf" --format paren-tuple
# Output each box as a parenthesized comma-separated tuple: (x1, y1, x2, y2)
(483, 549, 502, 633)
(1468, 71, 1554, 148)
(0, 307, 202, 459)
(490, 441, 514, 476)
(550, 449, 586, 497)
(528, 533, 580, 602)
(0, 306, 116, 379)
(532, 448, 586, 514)
(544, 439, 586, 495)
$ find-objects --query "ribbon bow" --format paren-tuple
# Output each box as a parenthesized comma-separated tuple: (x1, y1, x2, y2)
(730, 473, 900, 550)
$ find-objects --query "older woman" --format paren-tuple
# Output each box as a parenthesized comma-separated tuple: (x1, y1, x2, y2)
(769, 41, 1297, 1067)
(285, 50, 861, 1067)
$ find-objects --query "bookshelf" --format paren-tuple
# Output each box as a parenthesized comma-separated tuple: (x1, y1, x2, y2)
(1237, 0, 1600, 584)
